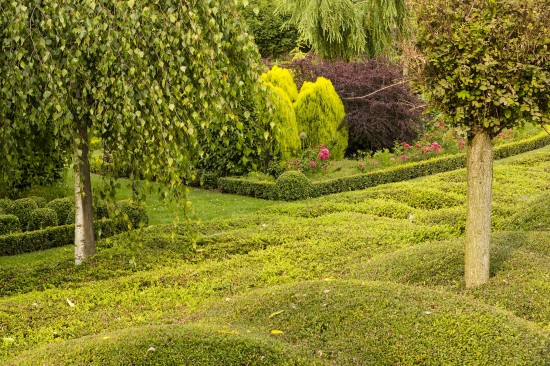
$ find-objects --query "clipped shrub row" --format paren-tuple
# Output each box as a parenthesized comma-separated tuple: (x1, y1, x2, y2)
(219, 132, 550, 200)
(0, 200, 149, 256)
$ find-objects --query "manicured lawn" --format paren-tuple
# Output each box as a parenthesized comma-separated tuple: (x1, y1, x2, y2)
(1, 146, 549, 365)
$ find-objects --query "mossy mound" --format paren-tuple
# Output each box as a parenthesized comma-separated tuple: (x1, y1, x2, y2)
(195, 280, 550, 365)
(10, 324, 309, 366)
(349, 231, 550, 328)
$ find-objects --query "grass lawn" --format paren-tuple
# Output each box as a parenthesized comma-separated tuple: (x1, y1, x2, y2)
(1, 145, 549, 365)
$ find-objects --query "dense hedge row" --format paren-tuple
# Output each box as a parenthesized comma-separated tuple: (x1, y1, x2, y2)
(219, 132, 550, 200)
(0, 199, 149, 256)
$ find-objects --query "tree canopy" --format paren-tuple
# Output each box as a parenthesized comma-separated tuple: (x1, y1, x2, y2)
(275, 0, 409, 60)
(0, 0, 264, 263)
(413, 0, 550, 287)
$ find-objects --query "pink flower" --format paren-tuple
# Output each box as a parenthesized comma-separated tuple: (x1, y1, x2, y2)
(402, 142, 411, 150)
(431, 142, 442, 153)
(498, 133, 506, 138)
(459, 140, 466, 150)
(390, 157, 396, 162)
(318, 148, 330, 160)
(400, 155, 406, 160)
(359, 163, 365, 168)
(310, 161, 316, 168)
(424, 133, 430, 137)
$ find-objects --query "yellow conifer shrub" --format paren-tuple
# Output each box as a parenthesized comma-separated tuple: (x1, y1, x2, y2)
(294, 77, 348, 159)
(264, 82, 301, 160)
(261, 66, 299, 102)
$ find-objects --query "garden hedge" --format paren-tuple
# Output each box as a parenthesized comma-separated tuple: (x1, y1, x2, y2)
(0, 198, 149, 256)
(0, 218, 124, 256)
(0, 214, 20, 236)
(219, 132, 550, 200)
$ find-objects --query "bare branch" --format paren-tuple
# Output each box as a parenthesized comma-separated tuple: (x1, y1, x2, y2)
(342, 79, 411, 100)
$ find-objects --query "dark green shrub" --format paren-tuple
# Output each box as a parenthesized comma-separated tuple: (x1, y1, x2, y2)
(276, 171, 312, 201)
(7, 198, 38, 229)
(218, 177, 277, 200)
(46, 197, 74, 226)
(0, 198, 11, 212)
(27, 208, 59, 231)
(239, 0, 299, 59)
(0, 219, 124, 256)
(116, 200, 149, 229)
(0, 214, 20, 236)
(26, 196, 47, 208)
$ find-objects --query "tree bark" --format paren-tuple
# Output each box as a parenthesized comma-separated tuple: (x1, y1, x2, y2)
(74, 120, 95, 265)
(464, 131, 493, 288)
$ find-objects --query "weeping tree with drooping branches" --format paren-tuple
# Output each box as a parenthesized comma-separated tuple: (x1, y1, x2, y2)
(275, 0, 409, 61)
(413, 0, 550, 287)
(0, 0, 264, 264)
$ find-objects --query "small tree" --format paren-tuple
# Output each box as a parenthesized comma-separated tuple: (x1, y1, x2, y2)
(0, 0, 263, 264)
(294, 77, 348, 159)
(414, 0, 550, 287)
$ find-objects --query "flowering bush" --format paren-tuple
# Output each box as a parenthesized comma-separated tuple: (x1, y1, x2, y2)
(286, 145, 332, 174)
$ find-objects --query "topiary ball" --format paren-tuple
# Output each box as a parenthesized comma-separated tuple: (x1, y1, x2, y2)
(46, 197, 74, 226)
(7, 198, 38, 230)
(27, 208, 59, 231)
(0, 214, 21, 235)
(26, 196, 47, 208)
(116, 200, 149, 229)
(276, 171, 313, 201)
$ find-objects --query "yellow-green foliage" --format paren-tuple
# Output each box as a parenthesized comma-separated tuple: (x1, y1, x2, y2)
(265, 83, 301, 160)
(261, 66, 298, 102)
(294, 77, 348, 159)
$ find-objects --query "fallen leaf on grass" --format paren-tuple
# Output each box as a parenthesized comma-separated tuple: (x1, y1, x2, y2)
(66, 298, 75, 307)
(270, 330, 284, 335)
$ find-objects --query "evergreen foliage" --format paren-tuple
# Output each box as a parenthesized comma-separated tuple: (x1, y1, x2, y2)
(276, 170, 312, 201)
(46, 198, 75, 226)
(261, 66, 299, 102)
(275, 0, 408, 60)
(239, 0, 299, 58)
(0, 214, 20, 236)
(27, 208, 59, 231)
(294, 77, 347, 159)
(264, 83, 301, 160)
(7, 198, 38, 228)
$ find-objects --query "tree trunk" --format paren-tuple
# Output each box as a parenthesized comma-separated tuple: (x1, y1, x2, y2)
(464, 131, 493, 288)
(74, 120, 95, 265)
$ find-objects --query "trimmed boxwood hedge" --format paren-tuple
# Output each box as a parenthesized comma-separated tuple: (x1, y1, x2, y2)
(0, 218, 125, 256)
(0, 214, 20, 236)
(7, 198, 39, 228)
(27, 208, 59, 231)
(219, 132, 550, 201)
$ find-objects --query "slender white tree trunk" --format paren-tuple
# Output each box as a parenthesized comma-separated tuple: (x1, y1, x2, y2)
(464, 131, 493, 288)
(74, 121, 95, 265)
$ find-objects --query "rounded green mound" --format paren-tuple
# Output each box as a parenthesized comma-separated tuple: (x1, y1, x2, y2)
(349, 231, 550, 327)
(11, 324, 308, 366)
(505, 193, 550, 231)
(196, 280, 550, 365)
(276, 171, 313, 201)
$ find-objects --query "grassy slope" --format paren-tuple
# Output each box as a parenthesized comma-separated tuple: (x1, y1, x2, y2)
(1, 146, 549, 364)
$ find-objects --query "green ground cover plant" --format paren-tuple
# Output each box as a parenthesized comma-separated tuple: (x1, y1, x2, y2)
(1, 146, 549, 364)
